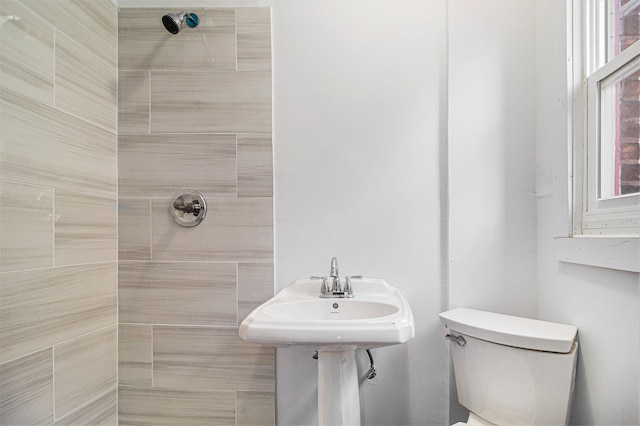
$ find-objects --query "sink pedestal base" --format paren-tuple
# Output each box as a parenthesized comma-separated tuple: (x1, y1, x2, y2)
(317, 348, 360, 426)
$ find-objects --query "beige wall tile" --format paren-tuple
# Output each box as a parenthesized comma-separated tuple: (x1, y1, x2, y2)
(55, 31, 117, 131)
(151, 198, 273, 262)
(237, 8, 272, 71)
(119, 198, 151, 260)
(54, 326, 117, 419)
(150, 70, 272, 133)
(0, 181, 53, 272)
(153, 326, 275, 392)
(119, 262, 237, 326)
(119, 387, 235, 426)
(54, 190, 117, 266)
(119, 8, 236, 70)
(238, 263, 274, 323)
(119, 71, 150, 135)
(118, 134, 236, 198)
(237, 134, 273, 198)
(53, 388, 117, 426)
(0, 0, 54, 105)
(0, 263, 117, 363)
(0, 349, 53, 425)
(0, 87, 117, 197)
(236, 391, 275, 426)
(20, 0, 117, 67)
(115, 6, 274, 424)
(0, 1, 120, 425)
(118, 324, 152, 387)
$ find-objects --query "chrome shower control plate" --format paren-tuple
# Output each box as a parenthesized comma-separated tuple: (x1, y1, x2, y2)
(170, 190, 207, 227)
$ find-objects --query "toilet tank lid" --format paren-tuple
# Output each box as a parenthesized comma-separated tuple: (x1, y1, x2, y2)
(439, 308, 577, 353)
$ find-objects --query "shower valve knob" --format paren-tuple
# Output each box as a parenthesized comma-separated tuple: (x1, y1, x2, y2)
(170, 190, 207, 227)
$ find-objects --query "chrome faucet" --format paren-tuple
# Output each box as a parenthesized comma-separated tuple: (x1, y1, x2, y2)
(310, 257, 361, 298)
(329, 256, 341, 293)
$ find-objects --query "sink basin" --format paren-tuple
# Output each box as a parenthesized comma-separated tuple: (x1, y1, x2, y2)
(263, 299, 399, 321)
(239, 277, 415, 349)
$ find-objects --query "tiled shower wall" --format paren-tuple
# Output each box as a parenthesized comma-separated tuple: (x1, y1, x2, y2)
(117, 8, 275, 425)
(0, 0, 118, 424)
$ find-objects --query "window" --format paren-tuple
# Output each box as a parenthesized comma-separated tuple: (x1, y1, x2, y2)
(575, 0, 640, 237)
(557, 0, 640, 273)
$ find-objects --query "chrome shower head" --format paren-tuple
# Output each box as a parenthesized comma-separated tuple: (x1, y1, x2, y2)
(162, 11, 199, 34)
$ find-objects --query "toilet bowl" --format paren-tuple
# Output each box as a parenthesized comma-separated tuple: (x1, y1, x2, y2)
(440, 308, 578, 426)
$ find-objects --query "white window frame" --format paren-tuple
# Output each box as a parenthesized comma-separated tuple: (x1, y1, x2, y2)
(557, 0, 640, 272)
(582, 0, 640, 236)
(584, 50, 640, 235)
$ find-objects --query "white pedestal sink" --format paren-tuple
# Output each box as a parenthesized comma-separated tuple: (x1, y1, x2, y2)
(239, 277, 415, 425)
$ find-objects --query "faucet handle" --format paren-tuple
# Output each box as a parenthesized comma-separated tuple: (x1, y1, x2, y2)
(320, 278, 331, 296)
(343, 277, 354, 297)
(310, 276, 331, 296)
(343, 275, 361, 298)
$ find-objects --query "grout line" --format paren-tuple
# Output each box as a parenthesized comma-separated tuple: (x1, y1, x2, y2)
(235, 133, 239, 199)
(51, 28, 118, 133)
(123, 323, 240, 329)
(53, 28, 56, 110)
(52, 324, 118, 351)
(117, 322, 237, 328)
(0, 347, 50, 367)
(115, 15, 120, 402)
(2, 80, 117, 134)
(148, 197, 153, 262)
(148, 70, 152, 135)
(52, 345, 56, 420)
(118, 259, 247, 264)
(52, 188, 56, 268)
(235, 390, 238, 426)
(53, 386, 116, 423)
(1, 260, 118, 275)
(51, 188, 118, 200)
(235, 7, 239, 72)
(150, 324, 154, 389)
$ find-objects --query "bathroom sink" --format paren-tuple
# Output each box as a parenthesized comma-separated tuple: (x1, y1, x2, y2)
(239, 277, 415, 349)
(240, 273, 415, 425)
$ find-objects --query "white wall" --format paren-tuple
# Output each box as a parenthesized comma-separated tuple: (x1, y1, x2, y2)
(273, 1, 448, 424)
(447, 0, 538, 421)
(535, 2, 640, 425)
(448, 0, 537, 316)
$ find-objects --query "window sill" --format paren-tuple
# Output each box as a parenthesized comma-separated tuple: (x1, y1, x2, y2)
(555, 237, 640, 273)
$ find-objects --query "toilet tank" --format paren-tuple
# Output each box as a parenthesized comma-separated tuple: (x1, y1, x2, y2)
(440, 308, 578, 426)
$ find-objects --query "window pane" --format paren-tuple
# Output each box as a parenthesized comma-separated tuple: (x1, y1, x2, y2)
(600, 1, 640, 198)
(617, 1, 640, 54)
(599, 65, 640, 198)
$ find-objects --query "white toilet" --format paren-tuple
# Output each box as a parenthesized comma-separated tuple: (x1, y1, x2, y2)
(439, 307, 578, 426)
